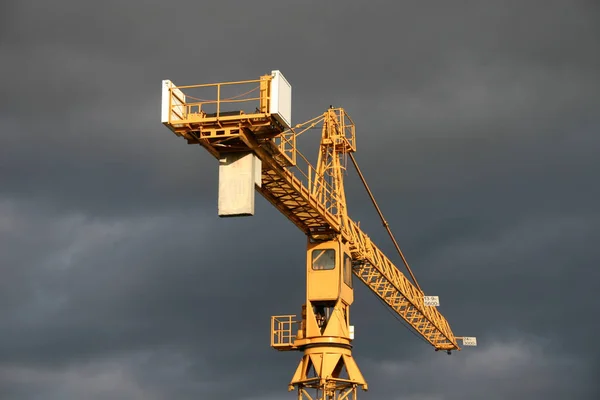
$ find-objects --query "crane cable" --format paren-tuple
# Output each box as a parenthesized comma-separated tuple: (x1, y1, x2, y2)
(348, 153, 423, 293)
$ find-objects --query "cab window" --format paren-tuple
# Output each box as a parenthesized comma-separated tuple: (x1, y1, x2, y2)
(312, 249, 335, 270)
(343, 253, 353, 288)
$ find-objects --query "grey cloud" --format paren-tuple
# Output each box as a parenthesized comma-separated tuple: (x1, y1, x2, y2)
(0, 199, 309, 400)
(359, 337, 596, 400)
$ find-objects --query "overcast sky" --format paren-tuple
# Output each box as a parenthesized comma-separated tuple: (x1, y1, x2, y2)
(1, 1, 599, 399)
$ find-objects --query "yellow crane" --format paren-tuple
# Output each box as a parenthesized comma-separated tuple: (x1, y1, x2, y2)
(161, 71, 476, 400)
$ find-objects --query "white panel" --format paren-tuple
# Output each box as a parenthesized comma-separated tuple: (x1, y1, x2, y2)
(462, 337, 478, 346)
(161, 80, 186, 125)
(269, 70, 292, 129)
(424, 295, 440, 307)
(349, 325, 355, 340)
(161, 80, 171, 123)
(218, 152, 259, 217)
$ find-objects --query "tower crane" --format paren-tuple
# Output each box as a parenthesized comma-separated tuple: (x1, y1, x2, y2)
(160, 71, 476, 400)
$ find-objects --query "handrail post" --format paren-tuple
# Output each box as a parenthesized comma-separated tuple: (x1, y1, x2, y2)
(168, 87, 172, 124)
(271, 316, 275, 347)
(292, 132, 297, 165)
(217, 84, 221, 117)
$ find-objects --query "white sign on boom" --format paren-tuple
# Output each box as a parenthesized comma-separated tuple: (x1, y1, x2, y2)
(462, 337, 477, 346)
(423, 295, 440, 307)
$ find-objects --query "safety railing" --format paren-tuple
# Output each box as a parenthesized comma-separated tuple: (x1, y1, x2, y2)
(283, 148, 343, 220)
(328, 108, 357, 152)
(171, 77, 270, 121)
(273, 130, 297, 166)
(271, 315, 298, 349)
(272, 109, 354, 221)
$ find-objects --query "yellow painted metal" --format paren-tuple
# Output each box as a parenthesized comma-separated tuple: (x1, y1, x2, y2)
(278, 237, 366, 399)
(162, 73, 463, 399)
(271, 315, 298, 350)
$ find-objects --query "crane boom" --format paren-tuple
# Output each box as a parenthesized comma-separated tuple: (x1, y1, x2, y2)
(237, 115, 458, 350)
(161, 72, 468, 399)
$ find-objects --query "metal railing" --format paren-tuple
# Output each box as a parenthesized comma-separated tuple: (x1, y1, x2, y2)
(170, 77, 270, 120)
(272, 110, 353, 221)
(283, 149, 343, 220)
(271, 315, 298, 348)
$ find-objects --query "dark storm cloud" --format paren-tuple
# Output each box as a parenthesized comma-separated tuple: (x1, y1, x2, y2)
(360, 337, 596, 400)
(0, 199, 303, 399)
(1, 0, 599, 399)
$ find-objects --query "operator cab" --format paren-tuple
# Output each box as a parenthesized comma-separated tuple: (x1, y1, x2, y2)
(307, 238, 354, 306)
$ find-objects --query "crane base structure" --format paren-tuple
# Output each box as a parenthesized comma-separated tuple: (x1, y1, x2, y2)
(271, 236, 368, 400)
(160, 71, 476, 400)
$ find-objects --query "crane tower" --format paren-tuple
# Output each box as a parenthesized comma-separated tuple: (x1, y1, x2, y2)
(160, 71, 476, 400)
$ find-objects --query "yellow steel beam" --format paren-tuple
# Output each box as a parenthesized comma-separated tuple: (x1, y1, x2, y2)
(344, 218, 459, 350)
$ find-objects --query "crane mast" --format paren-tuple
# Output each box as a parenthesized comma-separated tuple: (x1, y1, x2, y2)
(161, 71, 474, 400)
